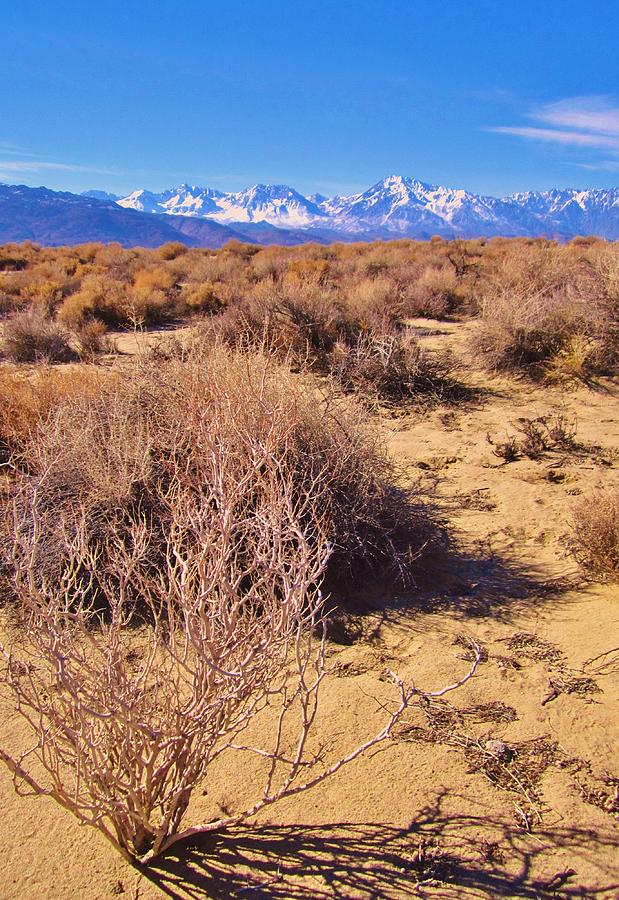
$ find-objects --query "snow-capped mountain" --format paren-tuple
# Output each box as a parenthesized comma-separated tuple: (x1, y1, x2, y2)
(118, 185, 225, 217)
(211, 184, 326, 228)
(106, 176, 619, 240)
(116, 183, 326, 229)
(504, 188, 619, 239)
(321, 175, 512, 236)
(0, 183, 246, 248)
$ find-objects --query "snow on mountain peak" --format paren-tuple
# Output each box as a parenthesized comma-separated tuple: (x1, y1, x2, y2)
(111, 177, 619, 240)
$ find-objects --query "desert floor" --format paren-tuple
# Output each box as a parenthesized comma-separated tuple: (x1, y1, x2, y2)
(0, 318, 617, 898)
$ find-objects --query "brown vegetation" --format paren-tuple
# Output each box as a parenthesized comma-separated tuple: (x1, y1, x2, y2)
(1, 237, 618, 388)
(0, 342, 467, 863)
(0, 236, 618, 891)
(1, 309, 76, 363)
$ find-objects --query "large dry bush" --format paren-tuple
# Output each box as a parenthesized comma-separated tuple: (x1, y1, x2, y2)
(570, 490, 619, 578)
(2, 419, 335, 862)
(0, 344, 474, 864)
(470, 241, 619, 378)
(9, 344, 426, 589)
(211, 280, 363, 369)
(472, 287, 609, 378)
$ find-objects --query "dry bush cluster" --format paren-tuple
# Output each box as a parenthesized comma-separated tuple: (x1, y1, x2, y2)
(2, 234, 616, 868)
(1, 237, 618, 388)
(470, 240, 619, 380)
(4, 344, 426, 588)
(2, 236, 619, 386)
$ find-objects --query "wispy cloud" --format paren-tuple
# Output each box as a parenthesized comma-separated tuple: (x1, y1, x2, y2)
(532, 96, 619, 136)
(488, 125, 619, 149)
(486, 95, 619, 167)
(572, 160, 619, 172)
(0, 159, 118, 176)
(0, 141, 40, 158)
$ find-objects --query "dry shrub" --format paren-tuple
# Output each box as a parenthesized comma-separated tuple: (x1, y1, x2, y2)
(180, 280, 223, 313)
(286, 258, 330, 284)
(56, 274, 132, 329)
(329, 331, 453, 404)
(472, 289, 602, 376)
(156, 240, 188, 260)
(403, 265, 459, 319)
(7, 343, 427, 590)
(0, 342, 462, 864)
(545, 334, 602, 383)
(212, 283, 362, 368)
(2, 423, 334, 861)
(76, 319, 109, 358)
(1, 310, 76, 364)
(570, 490, 619, 578)
(208, 284, 458, 407)
(56, 288, 97, 329)
(346, 277, 401, 330)
(471, 241, 619, 378)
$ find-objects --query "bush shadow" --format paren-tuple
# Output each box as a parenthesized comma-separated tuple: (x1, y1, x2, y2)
(142, 790, 619, 898)
(328, 515, 582, 637)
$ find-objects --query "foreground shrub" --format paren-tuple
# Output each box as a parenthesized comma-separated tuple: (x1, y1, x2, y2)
(9, 344, 427, 588)
(570, 490, 619, 578)
(2, 431, 337, 861)
(0, 344, 479, 863)
(1, 311, 76, 363)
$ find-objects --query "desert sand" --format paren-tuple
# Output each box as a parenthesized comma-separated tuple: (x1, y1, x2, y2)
(0, 318, 617, 899)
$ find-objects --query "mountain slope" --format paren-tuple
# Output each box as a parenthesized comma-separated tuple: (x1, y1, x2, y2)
(0, 184, 251, 248)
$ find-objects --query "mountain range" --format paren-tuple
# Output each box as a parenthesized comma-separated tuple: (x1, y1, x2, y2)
(1, 176, 618, 248)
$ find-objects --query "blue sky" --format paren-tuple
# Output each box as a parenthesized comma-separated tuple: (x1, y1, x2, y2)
(1, 0, 618, 198)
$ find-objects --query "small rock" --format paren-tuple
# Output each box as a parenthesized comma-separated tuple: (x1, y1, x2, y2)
(485, 739, 513, 761)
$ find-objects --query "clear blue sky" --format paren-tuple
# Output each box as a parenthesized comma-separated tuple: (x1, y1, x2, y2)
(1, 0, 618, 198)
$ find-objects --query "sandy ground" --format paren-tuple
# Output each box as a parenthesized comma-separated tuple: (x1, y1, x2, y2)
(0, 318, 618, 898)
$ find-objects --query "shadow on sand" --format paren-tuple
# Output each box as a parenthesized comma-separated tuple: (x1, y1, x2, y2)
(141, 790, 618, 898)
(325, 531, 584, 647)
